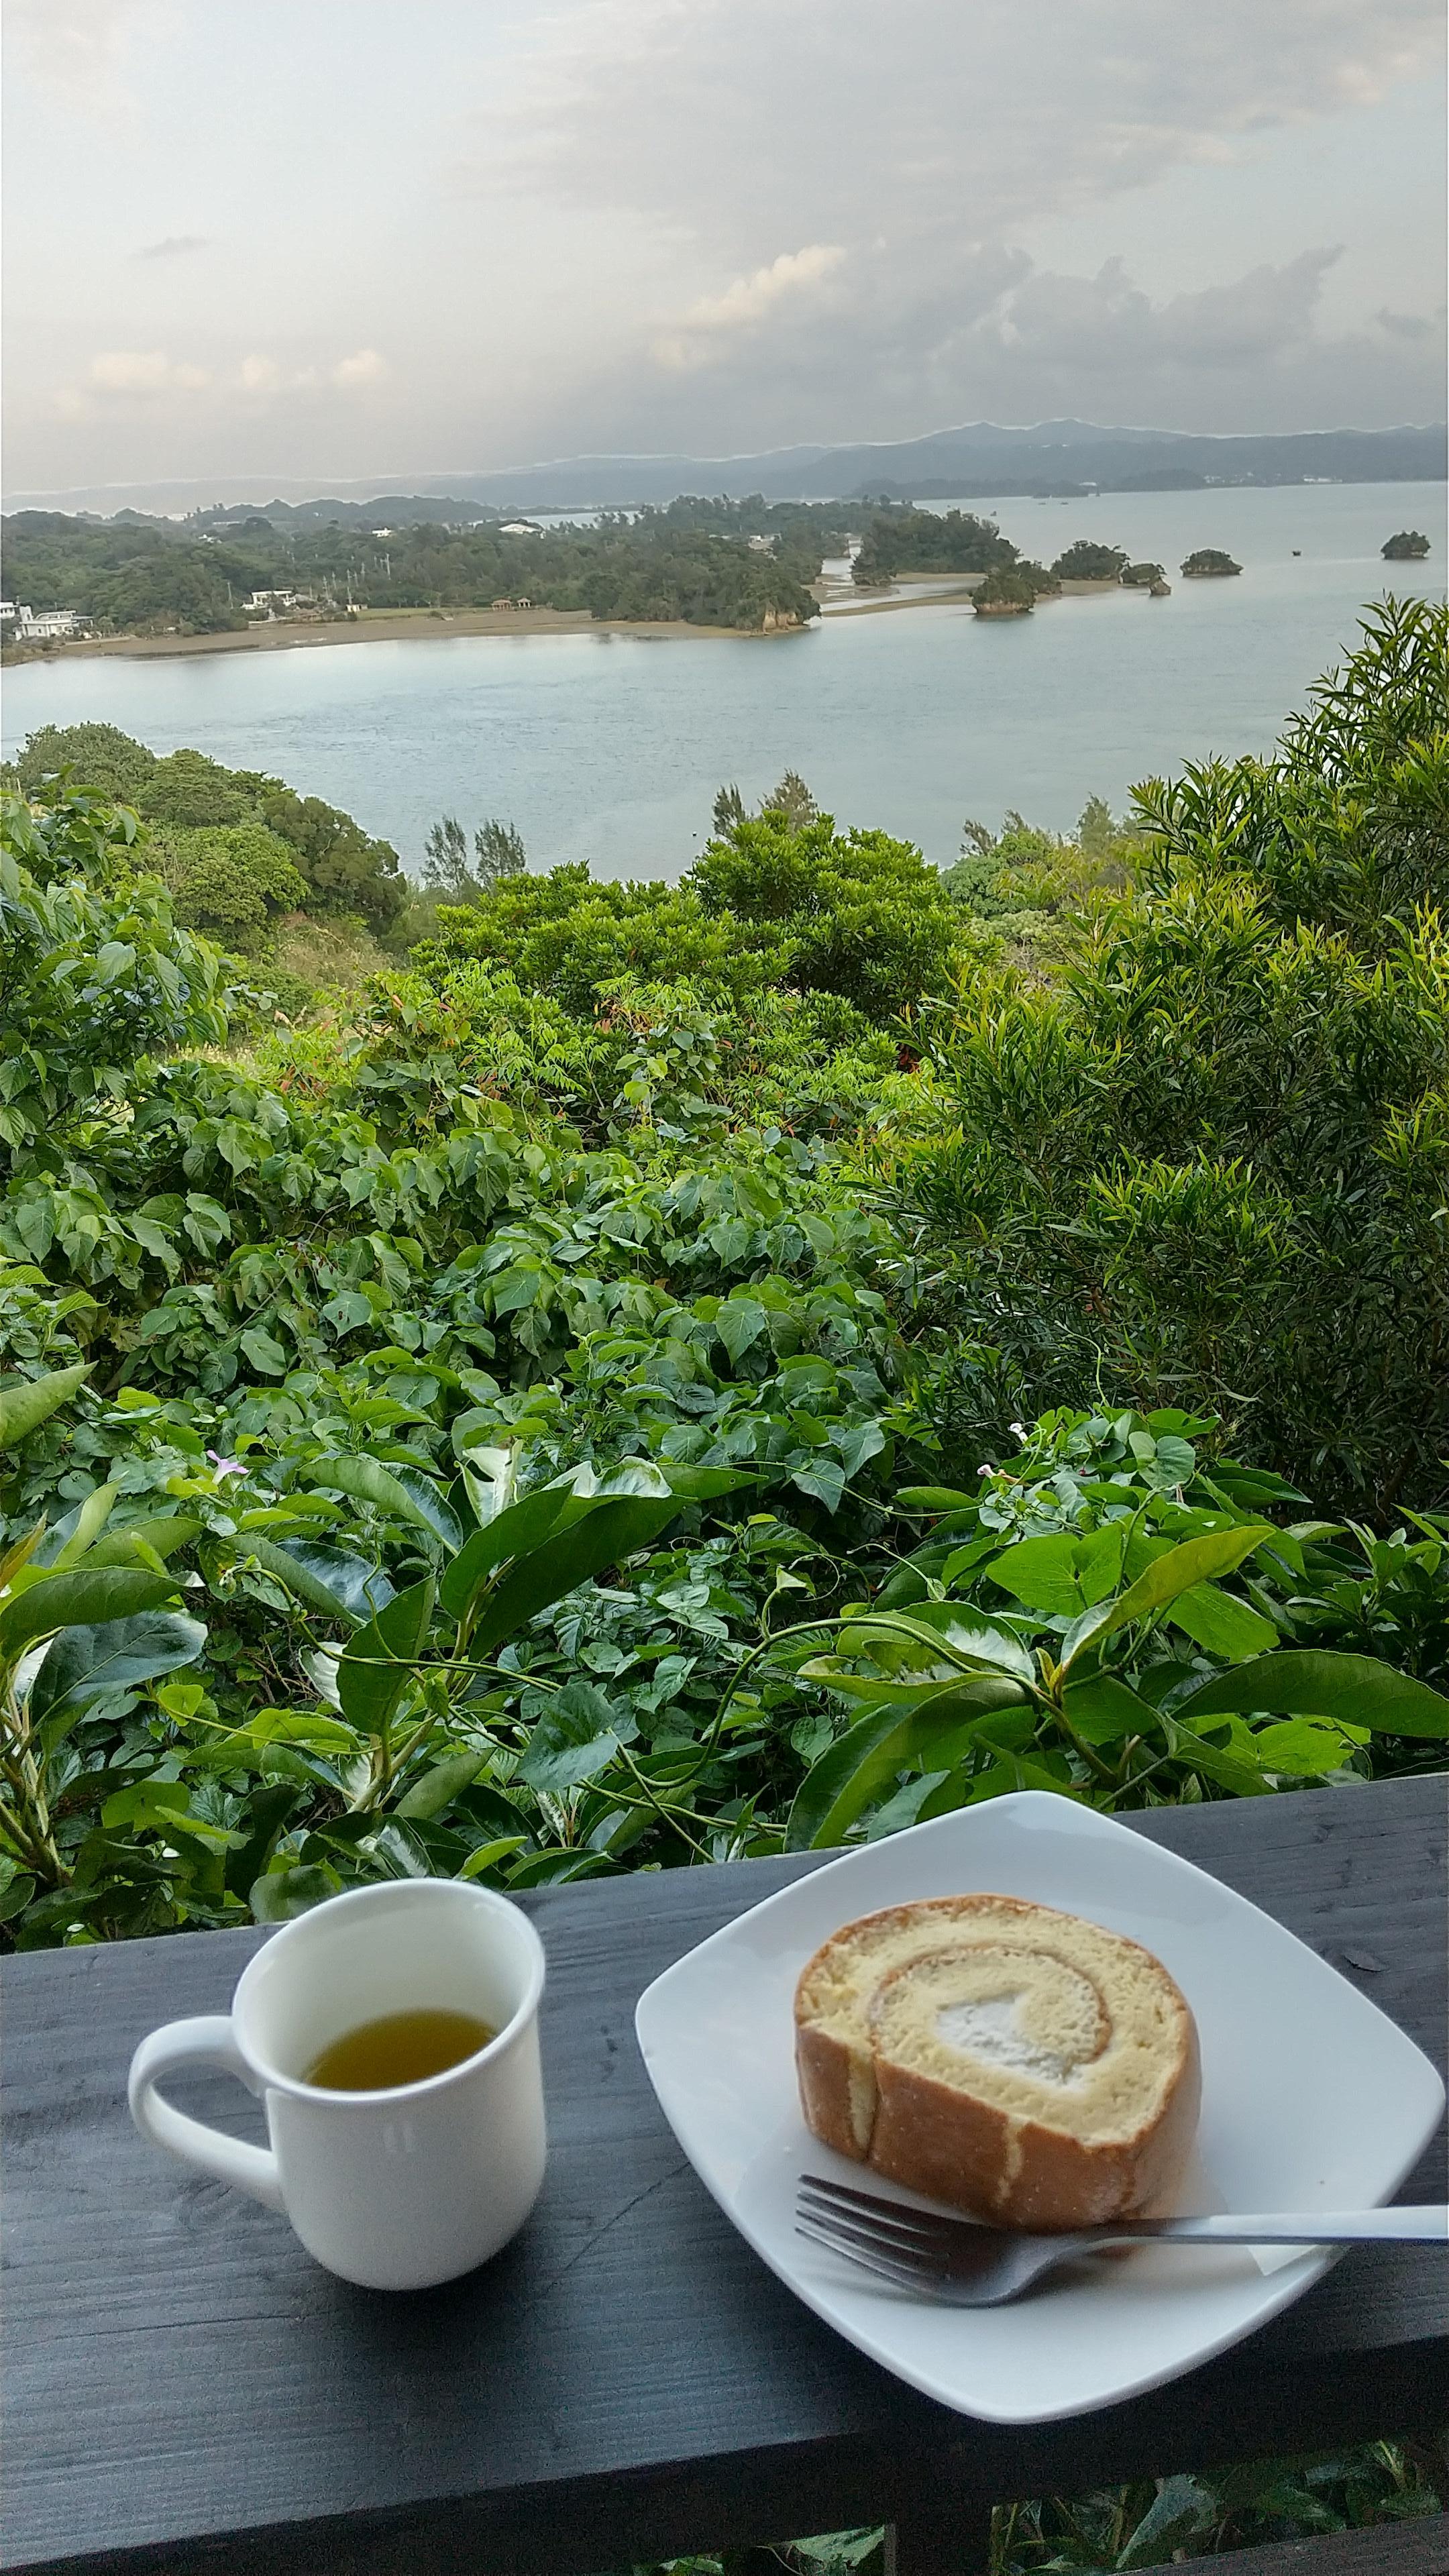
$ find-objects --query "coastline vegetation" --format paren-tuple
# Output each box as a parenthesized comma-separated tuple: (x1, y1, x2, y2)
(1, 498, 835, 639)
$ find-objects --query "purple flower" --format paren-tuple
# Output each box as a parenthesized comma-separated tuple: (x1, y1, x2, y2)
(206, 1449, 248, 1481)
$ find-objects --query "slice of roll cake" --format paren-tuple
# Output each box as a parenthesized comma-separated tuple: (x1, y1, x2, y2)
(795, 1894, 1199, 2228)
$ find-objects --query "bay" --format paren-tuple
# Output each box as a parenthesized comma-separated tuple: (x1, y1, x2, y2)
(3, 480, 1442, 879)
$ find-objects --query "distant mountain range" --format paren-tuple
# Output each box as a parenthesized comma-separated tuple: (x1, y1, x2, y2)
(8, 419, 1444, 521)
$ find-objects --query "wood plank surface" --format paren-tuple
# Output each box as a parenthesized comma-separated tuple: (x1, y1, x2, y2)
(3, 1776, 1446, 2576)
(1169, 2516, 1449, 2576)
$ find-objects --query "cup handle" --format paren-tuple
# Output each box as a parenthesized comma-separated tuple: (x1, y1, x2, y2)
(128, 2016, 286, 2214)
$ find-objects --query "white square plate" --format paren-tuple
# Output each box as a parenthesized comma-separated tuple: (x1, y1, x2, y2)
(635, 1792, 1444, 2424)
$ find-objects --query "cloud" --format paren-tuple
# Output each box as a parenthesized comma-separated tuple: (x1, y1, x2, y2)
(568, 231, 1443, 453)
(471, 0, 1444, 269)
(679, 246, 845, 334)
(87, 349, 211, 394)
(7, 0, 176, 115)
(657, 244, 846, 368)
(237, 354, 282, 394)
(135, 234, 210, 261)
(331, 348, 388, 389)
(984, 248, 1346, 374)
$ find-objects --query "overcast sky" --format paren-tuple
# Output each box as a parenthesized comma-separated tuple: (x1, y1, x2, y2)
(4, 0, 1445, 503)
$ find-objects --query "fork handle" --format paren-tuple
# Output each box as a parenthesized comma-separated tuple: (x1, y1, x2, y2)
(1089, 2208, 1446, 2245)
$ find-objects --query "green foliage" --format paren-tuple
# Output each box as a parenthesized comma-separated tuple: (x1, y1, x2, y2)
(1136, 594, 1447, 945)
(0, 606, 1445, 1956)
(779, 1407, 1449, 1849)
(973, 564, 1057, 612)
(1383, 531, 1431, 560)
(426, 812, 971, 1024)
(1, 513, 245, 635)
(852, 509, 1018, 586)
(8, 724, 405, 937)
(689, 812, 965, 1016)
(419, 814, 528, 912)
(1, 504, 822, 638)
(151, 824, 307, 949)
(942, 805, 1134, 932)
(422, 867, 766, 1016)
(0, 785, 227, 1159)
(10, 722, 157, 805)
(891, 600, 1449, 1514)
(621, 2438, 1444, 2575)
(1181, 548, 1241, 576)
(1052, 540, 1130, 581)
(140, 749, 251, 828)
(1120, 560, 1167, 586)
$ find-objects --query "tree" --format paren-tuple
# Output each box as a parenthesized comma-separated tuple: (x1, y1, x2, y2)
(423, 817, 474, 901)
(712, 784, 748, 837)
(759, 772, 819, 833)
(1077, 796, 1121, 857)
(139, 750, 250, 829)
(903, 598, 1449, 1513)
(973, 566, 1044, 614)
(149, 824, 307, 950)
(420, 816, 527, 908)
(692, 812, 965, 1014)
(1181, 549, 1242, 577)
(853, 509, 1018, 586)
(1052, 540, 1129, 582)
(10, 724, 156, 806)
(0, 786, 227, 1165)
(474, 818, 527, 886)
(1120, 561, 1167, 587)
(1383, 531, 1431, 561)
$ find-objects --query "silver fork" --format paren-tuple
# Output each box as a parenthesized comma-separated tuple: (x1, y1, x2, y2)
(797, 2172, 1448, 2306)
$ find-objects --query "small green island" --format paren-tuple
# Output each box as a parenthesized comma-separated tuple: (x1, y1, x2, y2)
(1120, 560, 1171, 594)
(1052, 540, 1130, 582)
(1382, 530, 1432, 560)
(972, 561, 1059, 616)
(1181, 547, 1242, 577)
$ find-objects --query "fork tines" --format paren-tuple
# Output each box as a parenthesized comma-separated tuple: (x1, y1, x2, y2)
(796, 2171, 966, 2284)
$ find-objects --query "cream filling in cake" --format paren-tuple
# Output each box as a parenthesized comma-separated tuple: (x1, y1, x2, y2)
(800, 1896, 1189, 2151)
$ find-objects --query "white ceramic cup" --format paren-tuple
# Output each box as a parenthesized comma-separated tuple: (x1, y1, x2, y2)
(127, 1878, 547, 2290)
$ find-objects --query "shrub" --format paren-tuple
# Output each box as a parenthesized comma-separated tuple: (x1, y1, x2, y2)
(150, 824, 308, 949)
(889, 601, 1449, 1515)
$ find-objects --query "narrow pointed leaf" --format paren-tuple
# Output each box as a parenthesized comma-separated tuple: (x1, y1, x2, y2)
(396, 1750, 485, 1817)
(438, 1486, 585, 1623)
(1061, 1674, 1162, 1746)
(1060, 1523, 1272, 1670)
(1168, 1582, 1279, 1662)
(0, 1566, 177, 1661)
(469, 1494, 682, 1654)
(307, 1454, 462, 1553)
(241, 1536, 392, 1627)
(1174, 1650, 1449, 1739)
(337, 1578, 435, 1736)
(786, 1676, 1026, 1851)
(0, 1362, 91, 1454)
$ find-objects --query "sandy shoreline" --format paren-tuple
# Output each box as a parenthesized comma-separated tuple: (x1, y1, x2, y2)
(3, 603, 795, 664)
(3, 574, 1140, 666)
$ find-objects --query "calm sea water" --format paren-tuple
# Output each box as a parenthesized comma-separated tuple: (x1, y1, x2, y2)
(4, 481, 1443, 879)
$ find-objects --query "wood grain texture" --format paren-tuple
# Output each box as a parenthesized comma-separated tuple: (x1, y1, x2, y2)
(1167, 2516, 1449, 2576)
(3, 1777, 1446, 2576)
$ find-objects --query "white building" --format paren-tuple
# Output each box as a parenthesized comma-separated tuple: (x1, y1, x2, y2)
(3, 602, 89, 641)
(244, 588, 313, 615)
